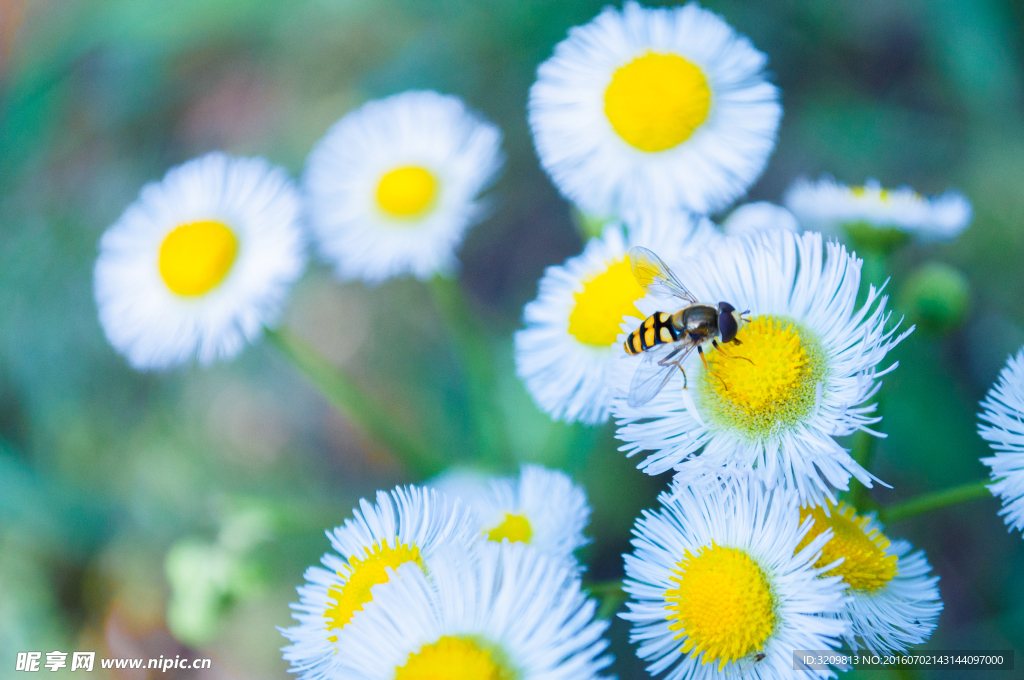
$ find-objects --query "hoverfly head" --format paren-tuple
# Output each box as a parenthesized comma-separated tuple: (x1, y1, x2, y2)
(717, 301, 742, 343)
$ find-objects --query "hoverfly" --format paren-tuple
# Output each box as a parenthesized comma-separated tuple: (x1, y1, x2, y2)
(623, 246, 750, 408)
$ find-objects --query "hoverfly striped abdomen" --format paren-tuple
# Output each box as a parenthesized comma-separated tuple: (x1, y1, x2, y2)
(624, 312, 679, 355)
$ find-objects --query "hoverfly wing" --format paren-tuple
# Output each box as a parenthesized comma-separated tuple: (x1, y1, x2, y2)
(626, 341, 697, 408)
(628, 246, 697, 303)
(627, 351, 675, 409)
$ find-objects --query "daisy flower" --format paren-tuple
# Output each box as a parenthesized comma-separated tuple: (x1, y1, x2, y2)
(529, 1, 782, 217)
(622, 477, 848, 679)
(784, 176, 972, 244)
(978, 348, 1024, 536)
(613, 230, 912, 507)
(515, 212, 720, 425)
(303, 90, 503, 284)
(333, 541, 612, 680)
(798, 501, 941, 655)
(432, 463, 591, 563)
(280, 486, 477, 680)
(94, 152, 305, 370)
(721, 201, 798, 237)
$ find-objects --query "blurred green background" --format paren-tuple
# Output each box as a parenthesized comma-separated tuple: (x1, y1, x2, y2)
(1, 0, 1023, 678)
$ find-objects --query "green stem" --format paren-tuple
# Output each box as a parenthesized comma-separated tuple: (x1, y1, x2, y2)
(880, 479, 992, 523)
(854, 247, 892, 318)
(861, 251, 888, 289)
(843, 246, 889, 511)
(850, 428, 877, 470)
(265, 327, 440, 479)
(585, 579, 626, 620)
(428, 276, 512, 471)
(844, 429, 879, 512)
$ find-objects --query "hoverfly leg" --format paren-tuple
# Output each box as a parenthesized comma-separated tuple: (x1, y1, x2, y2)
(679, 365, 687, 390)
(713, 339, 753, 365)
(699, 345, 729, 392)
(657, 347, 682, 367)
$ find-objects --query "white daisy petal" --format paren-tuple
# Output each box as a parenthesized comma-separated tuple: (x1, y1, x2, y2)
(784, 176, 972, 242)
(722, 201, 799, 237)
(979, 348, 1024, 535)
(515, 212, 721, 425)
(280, 486, 478, 680)
(622, 477, 848, 679)
(303, 90, 504, 283)
(529, 1, 782, 216)
(798, 502, 942, 656)
(432, 463, 592, 564)
(612, 230, 912, 507)
(334, 542, 612, 680)
(94, 152, 306, 370)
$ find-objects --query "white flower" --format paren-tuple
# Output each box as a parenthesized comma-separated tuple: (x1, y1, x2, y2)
(529, 1, 781, 217)
(280, 486, 477, 680)
(722, 201, 798, 237)
(332, 541, 612, 680)
(798, 502, 941, 655)
(432, 463, 591, 564)
(613, 230, 912, 507)
(979, 348, 1024, 535)
(94, 152, 306, 370)
(622, 477, 848, 679)
(516, 213, 720, 425)
(303, 90, 503, 284)
(784, 177, 972, 242)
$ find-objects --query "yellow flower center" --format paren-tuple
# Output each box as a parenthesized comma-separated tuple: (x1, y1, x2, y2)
(851, 186, 892, 202)
(797, 503, 898, 592)
(700, 315, 827, 440)
(158, 220, 238, 297)
(324, 541, 423, 633)
(604, 51, 711, 153)
(485, 513, 532, 544)
(567, 257, 645, 346)
(665, 543, 775, 670)
(376, 165, 439, 219)
(394, 636, 516, 680)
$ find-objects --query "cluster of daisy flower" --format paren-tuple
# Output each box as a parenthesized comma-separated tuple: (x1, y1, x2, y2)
(515, 2, 973, 435)
(85, 0, 1024, 677)
(622, 479, 941, 678)
(94, 90, 502, 370)
(282, 467, 943, 680)
(512, 1, 983, 677)
(280, 467, 609, 680)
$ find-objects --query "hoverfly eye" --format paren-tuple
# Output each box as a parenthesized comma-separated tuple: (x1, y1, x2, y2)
(719, 310, 739, 343)
(718, 301, 735, 314)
